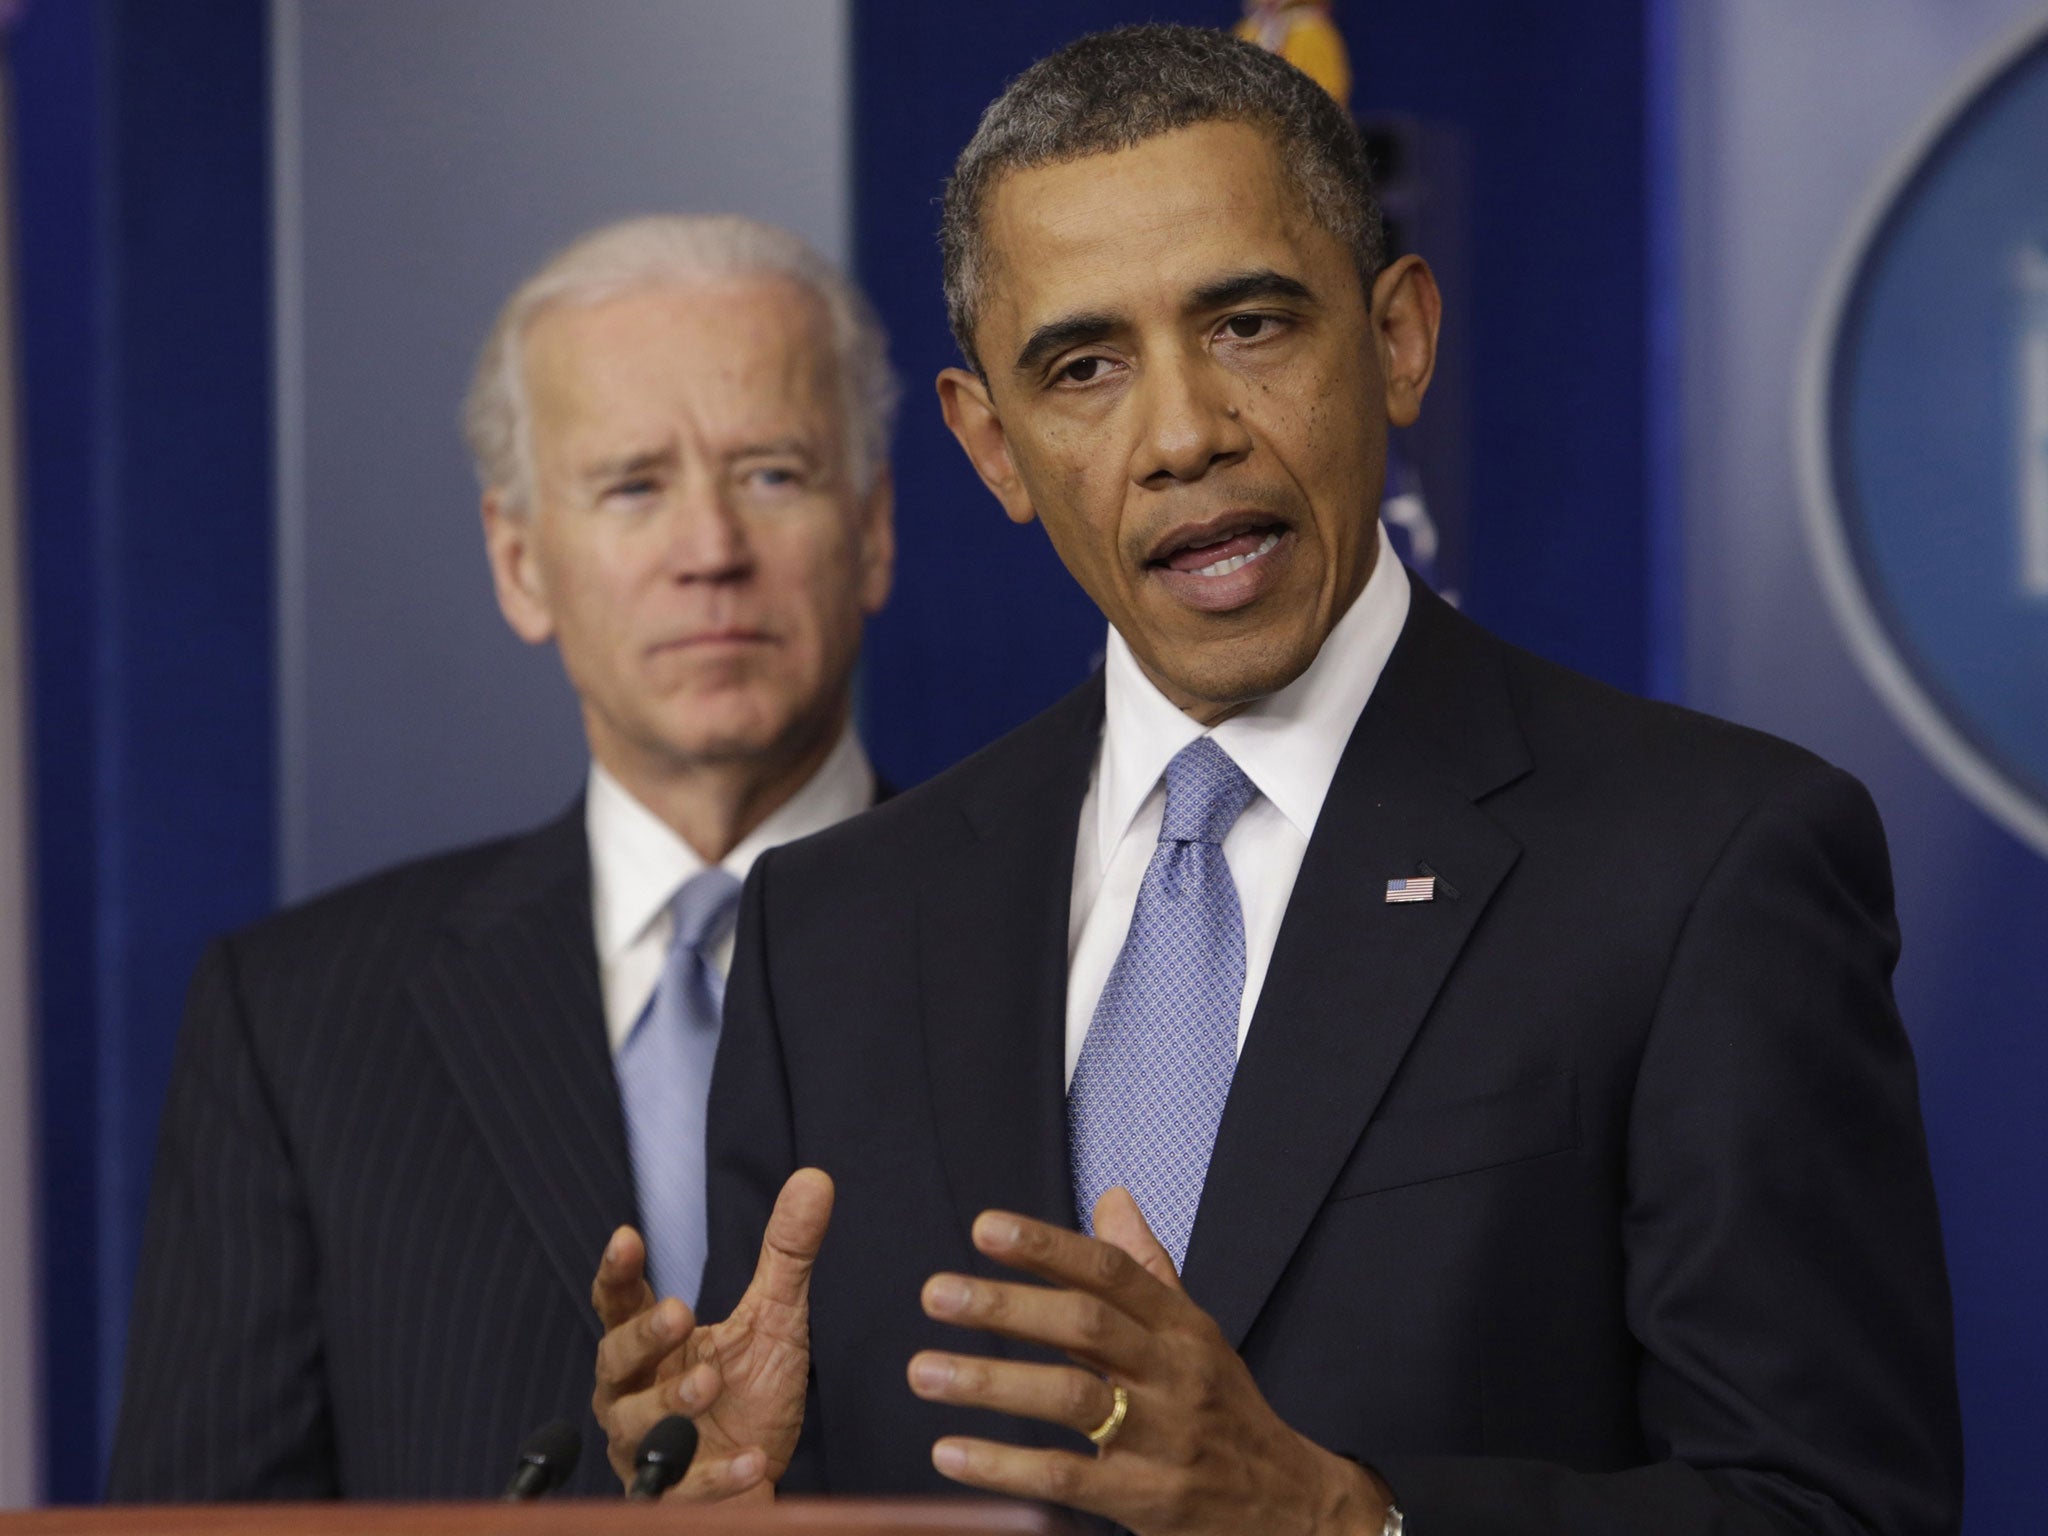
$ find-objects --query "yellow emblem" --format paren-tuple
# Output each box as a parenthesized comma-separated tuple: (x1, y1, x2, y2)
(1236, 0, 1352, 110)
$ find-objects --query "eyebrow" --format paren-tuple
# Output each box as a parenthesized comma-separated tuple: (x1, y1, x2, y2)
(1012, 311, 1121, 379)
(728, 437, 820, 463)
(1009, 268, 1320, 379)
(1190, 268, 1317, 311)
(580, 445, 677, 484)
(578, 437, 821, 486)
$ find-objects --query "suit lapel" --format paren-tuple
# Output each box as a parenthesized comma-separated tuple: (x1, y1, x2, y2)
(1182, 582, 1532, 1347)
(918, 676, 1104, 1246)
(409, 805, 636, 1337)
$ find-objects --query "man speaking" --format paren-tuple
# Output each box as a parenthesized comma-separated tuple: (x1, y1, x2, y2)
(594, 27, 1961, 1536)
(111, 215, 896, 1498)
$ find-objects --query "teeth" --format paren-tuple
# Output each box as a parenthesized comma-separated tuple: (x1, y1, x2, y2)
(1194, 531, 1280, 578)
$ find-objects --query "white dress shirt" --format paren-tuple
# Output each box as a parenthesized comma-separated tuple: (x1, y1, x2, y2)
(1065, 522, 1410, 1086)
(588, 727, 876, 1054)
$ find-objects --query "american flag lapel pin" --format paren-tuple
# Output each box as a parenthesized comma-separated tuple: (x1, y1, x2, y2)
(1385, 875, 1437, 904)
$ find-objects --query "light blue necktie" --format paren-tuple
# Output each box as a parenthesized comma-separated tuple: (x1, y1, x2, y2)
(1069, 737, 1260, 1271)
(618, 866, 742, 1307)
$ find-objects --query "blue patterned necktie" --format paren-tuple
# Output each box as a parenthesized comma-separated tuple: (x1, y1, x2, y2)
(617, 866, 742, 1306)
(1069, 737, 1261, 1271)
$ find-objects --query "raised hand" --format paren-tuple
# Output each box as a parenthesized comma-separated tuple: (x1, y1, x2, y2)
(683, 1167, 834, 1489)
(590, 1168, 834, 1499)
(591, 1225, 718, 1486)
(906, 1187, 1393, 1536)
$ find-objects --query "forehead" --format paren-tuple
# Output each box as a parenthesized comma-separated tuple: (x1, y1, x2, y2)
(978, 120, 1339, 339)
(521, 276, 839, 449)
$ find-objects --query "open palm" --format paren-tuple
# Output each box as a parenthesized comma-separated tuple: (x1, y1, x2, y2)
(680, 1168, 833, 1486)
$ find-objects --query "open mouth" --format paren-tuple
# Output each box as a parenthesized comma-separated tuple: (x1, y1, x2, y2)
(1180, 530, 1282, 578)
(1147, 517, 1294, 612)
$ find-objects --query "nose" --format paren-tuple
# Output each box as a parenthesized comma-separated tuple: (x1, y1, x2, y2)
(1134, 348, 1253, 487)
(660, 475, 752, 582)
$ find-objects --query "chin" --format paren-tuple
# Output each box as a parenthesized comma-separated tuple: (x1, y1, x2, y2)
(660, 691, 848, 772)
(667, 721, 792, 767)
(647, 703, 785, 765)
(1162, 635, 1321, 713)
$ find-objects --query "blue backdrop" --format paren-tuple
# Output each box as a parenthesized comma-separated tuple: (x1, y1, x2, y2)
(13, 0, 275, 1501)
(12, 2, 2043, 1524)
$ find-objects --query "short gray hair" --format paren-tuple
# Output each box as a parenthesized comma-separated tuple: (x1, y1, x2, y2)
(940, 25, 1386, 373)
(465, 214, 899, 510)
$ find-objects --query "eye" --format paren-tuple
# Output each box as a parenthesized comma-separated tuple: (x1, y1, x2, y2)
(1057, 355, 1112, 386)
(602, 477, 659, 502)
(1219, 313, 1281, 342)
(738, 462, 807, 494)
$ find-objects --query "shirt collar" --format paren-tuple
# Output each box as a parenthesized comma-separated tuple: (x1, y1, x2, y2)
(1096, 520, 1410, 863)
(587, 725, 875, 963)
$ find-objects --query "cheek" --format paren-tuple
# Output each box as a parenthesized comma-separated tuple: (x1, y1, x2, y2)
(1012, 418, 1125, 555)
(1031, 466, 1130, 586)
(551, 557, 639, 642)
(1041, 417, 1098, 486)
(538, 540, 671, 673)
(1060, 469, 1110, 556)
(759, 523, 869, 645)
(1295, 367, 1381, 512)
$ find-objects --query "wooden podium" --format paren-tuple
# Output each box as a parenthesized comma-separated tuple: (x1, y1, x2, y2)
(0, 1500, 1075, 1535)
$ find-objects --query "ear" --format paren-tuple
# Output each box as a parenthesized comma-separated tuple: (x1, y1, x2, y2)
(1371, 254, 1442, 430)
(480, 489, 556, 645)
(855, 465, 896, 616)
(937, 367, 1037, 526)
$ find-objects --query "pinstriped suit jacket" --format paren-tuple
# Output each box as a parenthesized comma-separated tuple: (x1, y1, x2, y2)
(108, 804, 638, 1498)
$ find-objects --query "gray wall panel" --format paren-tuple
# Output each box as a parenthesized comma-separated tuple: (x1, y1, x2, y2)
(276, 0, 849, 900)
(0, 50, 43, 1512)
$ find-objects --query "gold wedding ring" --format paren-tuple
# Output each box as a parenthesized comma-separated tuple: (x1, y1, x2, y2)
(1086, 1384, 1129, 1449)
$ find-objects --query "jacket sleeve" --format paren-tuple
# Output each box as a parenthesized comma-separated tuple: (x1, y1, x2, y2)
(1370, 763, 1963, 1535)
(106, 938, 338, 1499)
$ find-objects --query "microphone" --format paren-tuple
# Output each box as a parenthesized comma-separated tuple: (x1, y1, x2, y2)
(501, 1417, 582, 1501)
(628, 1414, 699, 1500)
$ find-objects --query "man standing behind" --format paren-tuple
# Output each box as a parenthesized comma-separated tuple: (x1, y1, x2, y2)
(110, 215, 896, 1498)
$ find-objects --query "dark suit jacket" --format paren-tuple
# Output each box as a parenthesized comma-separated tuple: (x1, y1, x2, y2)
(703, 579, 1962, 1535)
(109, 805, 640, 1498)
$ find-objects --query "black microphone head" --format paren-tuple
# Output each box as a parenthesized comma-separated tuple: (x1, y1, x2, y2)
(503, 1417, 582, 1500)
(629, 1414, 699, 1499)
(520, 1418, 583, 1477)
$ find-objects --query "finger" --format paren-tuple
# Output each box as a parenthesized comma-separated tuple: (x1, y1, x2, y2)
(595, 1295, 695, 1398)
(597, 1379, 667, 1487)
(930, 1436, 1140, 1519)
(593, 1226, 657, 1331)
(908, 1351, 1121, 1439)
(596, 1360, 722, 1487)
(662, 1357, 722, 1419)
(654, 1315, 720, 1385)
(922, 1272, 1150, 1373)
(1091, 1187, 1182, 1293)
(969, 1209, 1179, 1325)
(653, 1341, 692, 1383)
(671, 1445, 769, 1503)
(744, 1167, 835, 1316)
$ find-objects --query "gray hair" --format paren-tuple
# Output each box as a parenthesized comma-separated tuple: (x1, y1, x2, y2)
(940, 25, 1386, 374)
(464, 214, 899, 510)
